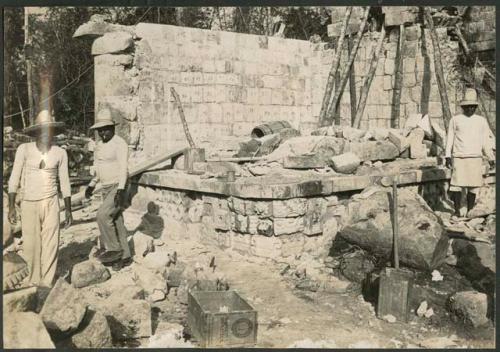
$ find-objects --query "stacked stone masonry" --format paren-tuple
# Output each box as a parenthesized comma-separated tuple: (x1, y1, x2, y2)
(127, 176, 495, 260)
(87, 11, 495, 166)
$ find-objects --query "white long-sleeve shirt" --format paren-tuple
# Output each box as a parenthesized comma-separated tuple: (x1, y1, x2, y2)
(445, 114, 494, 160)
(8, 142, 71, 201)
(88, 135, 128, 190)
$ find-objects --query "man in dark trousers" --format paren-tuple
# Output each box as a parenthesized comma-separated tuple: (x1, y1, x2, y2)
(445, 88, 495, 220)
(85, 109, 131, 270)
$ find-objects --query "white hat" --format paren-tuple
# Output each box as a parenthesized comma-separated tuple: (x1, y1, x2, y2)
(89, 108, 117, 130)
(459, 88, 479, 106)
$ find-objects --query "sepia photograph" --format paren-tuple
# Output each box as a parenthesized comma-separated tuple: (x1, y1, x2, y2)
(2, 4, 496, 349)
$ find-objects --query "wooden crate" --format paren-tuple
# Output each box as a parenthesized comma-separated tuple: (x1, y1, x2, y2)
(188, 290, 258, 348)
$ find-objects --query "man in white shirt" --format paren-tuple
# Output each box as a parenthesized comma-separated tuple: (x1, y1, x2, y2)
(85, 109, 131, 270)
(8, 110, 73, 287)
(445, 88, 495, 219)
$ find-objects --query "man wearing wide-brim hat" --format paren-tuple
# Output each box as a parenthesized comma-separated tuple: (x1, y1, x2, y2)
(445, 88, 495, 221)
(85, 108, 131, 270)
(8, 110, 73, 288)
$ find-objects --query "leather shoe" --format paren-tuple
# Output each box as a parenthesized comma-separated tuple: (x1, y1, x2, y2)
(98, 250, 123, 264)
(92, 248, 106, 258)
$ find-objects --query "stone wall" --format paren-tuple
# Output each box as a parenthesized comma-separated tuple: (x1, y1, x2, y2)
(85, 8, 495, 165)
(126, 178, 495, 261)
(313, 24, 462, 130)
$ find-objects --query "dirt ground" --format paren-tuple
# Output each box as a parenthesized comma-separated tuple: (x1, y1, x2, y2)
(54, 206, 495, 349)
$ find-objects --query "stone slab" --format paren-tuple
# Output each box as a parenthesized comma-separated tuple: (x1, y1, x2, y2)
(135, 165, 494, 200)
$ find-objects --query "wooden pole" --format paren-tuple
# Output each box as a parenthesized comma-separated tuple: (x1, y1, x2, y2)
(390, 25, 405, 129)
(327, 6, 370, 126)
(24, 8, 34, 125)
(318, 7, 352, 127)
(454, 24, 495, 94)
(353, 23, 387, 129)
(348, 34, 357, 126)
(170, 87, 196, 148)
(424, 7, 452, 131)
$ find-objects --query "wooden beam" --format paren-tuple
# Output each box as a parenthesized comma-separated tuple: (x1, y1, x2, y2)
(353, 23, 387, 129)
(319, 7, 352, 127)
(424, 7, 452, 131)
(326, 6, 370, 126)
(454, 24, 495, 95)
(348, 33, 357, 126)
(170, 87, 196, 148)
(390, 25, 405, 129)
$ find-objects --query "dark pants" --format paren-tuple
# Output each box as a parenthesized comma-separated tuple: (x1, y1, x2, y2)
(96, 184, 130, 259)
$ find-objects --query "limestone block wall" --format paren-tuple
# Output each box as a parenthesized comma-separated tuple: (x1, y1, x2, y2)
(313, 24, 463, 130)
(89, 18, 494, 167)
(126, 179, 495, 260)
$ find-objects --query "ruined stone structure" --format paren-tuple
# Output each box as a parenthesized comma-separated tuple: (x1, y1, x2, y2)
(74, 7, 496, 261)
(77, 8, 495, 164)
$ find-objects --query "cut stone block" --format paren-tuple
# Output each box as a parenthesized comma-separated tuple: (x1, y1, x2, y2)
(344, 140, 400, 162)
(338, 188, 449, 270)
(3, 286, 38, 313)
(4, 312, 55, 348)
(40, 278, 87, 334)
(92, 31, 134, 55)
(103, 299, 152, 340)
(73, 21, 134, 38)
(283, 154, 326, 169)
(410, 143, 428, 159)
(71, 310, 113, 348)
(388, 131, 410, 152)
(274, 217, 305, 236)
(329, 152, 361, 174)
(449, 291, 489, 328)
(272, 198, 307, 218)
(71, 260, 111, 288)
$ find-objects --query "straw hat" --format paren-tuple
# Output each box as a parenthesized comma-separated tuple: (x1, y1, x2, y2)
(459, 88, 479, 106)
(23, 110, 65, 136)
(89, 108, 117, 130)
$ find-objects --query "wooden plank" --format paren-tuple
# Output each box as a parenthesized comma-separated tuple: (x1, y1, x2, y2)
(424, 7, 452, 131)
(130, 148, 187, 178)
(206, 156, 265, 163)
(326, 6, 370, 126)
(391, 25, 405, 129)
(170, 87, 196, 148)
(319, 7, 352, 127)
(348, 33, 357, 126)
(354, 23, 387, 129)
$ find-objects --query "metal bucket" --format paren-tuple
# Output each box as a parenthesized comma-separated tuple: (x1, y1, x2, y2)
(250, 121, 292, 138)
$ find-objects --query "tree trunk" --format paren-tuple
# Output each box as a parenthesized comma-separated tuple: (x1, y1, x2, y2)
(318, 7, 352, 127)
(424, 7, 452, 131)
(24, 8, 34, 125)
(348, 34, 357, 126)
(390, 25, 405, 129)
(353, 23, 387, 129)
(327, 6, 370, 126)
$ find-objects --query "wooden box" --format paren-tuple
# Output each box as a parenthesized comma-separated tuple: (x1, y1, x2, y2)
(188, 290, 258, 348)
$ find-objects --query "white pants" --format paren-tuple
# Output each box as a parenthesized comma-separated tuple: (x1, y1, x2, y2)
(21, 195, 60, 287)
